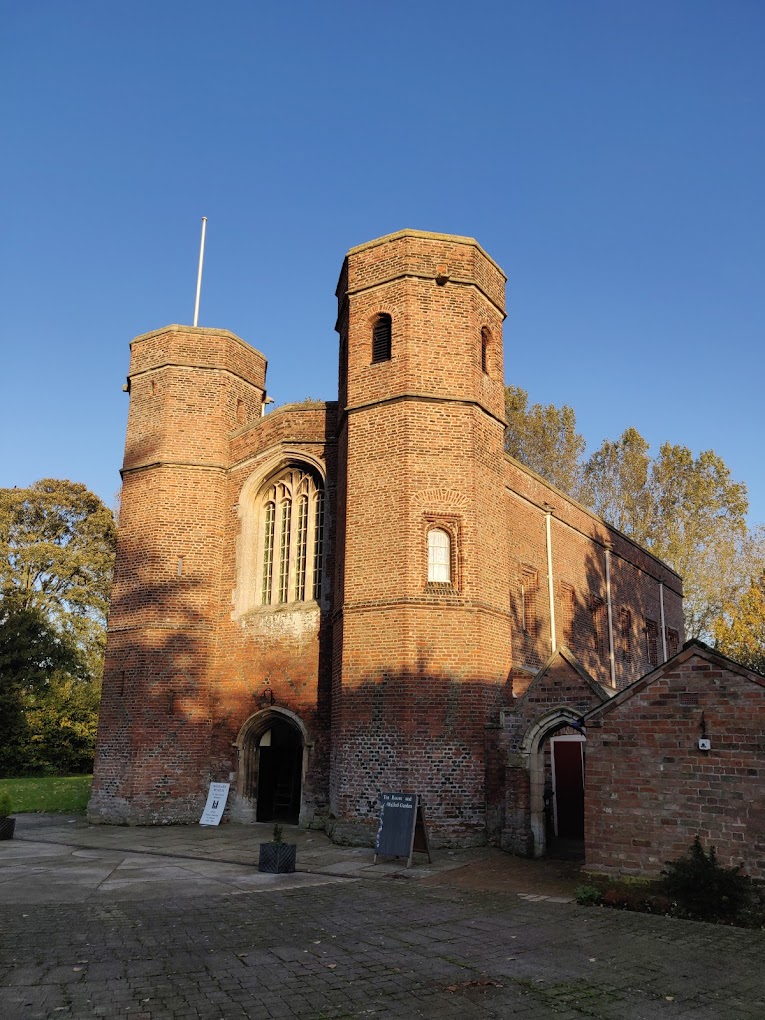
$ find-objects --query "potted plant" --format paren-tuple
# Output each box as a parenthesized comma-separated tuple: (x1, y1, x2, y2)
(0, 790, 15, 840)
(258, 823, 297, 874)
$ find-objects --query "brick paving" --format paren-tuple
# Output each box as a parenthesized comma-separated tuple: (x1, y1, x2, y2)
(2, 847, 764, 1019)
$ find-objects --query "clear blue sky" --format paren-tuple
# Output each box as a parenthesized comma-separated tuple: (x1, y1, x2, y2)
(2, 1, 763, 525)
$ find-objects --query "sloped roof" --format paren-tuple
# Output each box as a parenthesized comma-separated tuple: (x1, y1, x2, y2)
(584, 639, 765, 723)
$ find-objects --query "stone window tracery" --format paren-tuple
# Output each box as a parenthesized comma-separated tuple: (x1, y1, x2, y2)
(257, 468, 324, 607)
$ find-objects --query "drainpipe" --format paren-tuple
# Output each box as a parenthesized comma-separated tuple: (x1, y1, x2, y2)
(659, 581, 667, 662)
(605, 546, 616, 688)
(544, 505, 556, 653)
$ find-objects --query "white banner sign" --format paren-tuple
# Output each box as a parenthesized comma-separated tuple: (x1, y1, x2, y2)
(199, 782, 230, 826)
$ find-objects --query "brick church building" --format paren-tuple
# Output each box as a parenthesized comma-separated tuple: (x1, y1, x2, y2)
(89, 229, 687, 856)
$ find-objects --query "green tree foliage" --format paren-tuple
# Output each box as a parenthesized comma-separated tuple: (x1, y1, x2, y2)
(714, 571, 765, 674)
(584, 434, 749, 639)
(583, 427, 653, 543)
(504, 386, 586, 499)
(504, 389, 758, 643)
(0, 480, 115, 775)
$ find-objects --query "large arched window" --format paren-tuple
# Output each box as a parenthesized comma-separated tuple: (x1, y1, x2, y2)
(259, 468, 324, 605)
(427, 528, 451, 583)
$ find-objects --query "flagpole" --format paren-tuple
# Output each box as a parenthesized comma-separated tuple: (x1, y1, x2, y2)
(193, 216, 207, 327)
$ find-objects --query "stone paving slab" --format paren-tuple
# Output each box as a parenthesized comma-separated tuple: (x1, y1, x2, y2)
(6, 815, 761, 1019)
(12, 813, 504, 884)
(1, 874, 762, 1020)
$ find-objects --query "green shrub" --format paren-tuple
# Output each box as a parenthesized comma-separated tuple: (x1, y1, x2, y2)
(0, 789, 11, 816)
(661, 836, 752, 922)
(272, 823, 284, 844)
(575, 885, 602, 906)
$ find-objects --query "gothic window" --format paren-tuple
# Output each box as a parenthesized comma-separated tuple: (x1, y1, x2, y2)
(258, 468, 324, 606)
(372, 313, 392, 363)
(427, 528, 451, 583)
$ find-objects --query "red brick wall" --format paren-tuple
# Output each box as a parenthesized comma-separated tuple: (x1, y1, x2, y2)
(331, 231, 512, 845)
(90, 326, 267, 823)
(585, 647, 765, 879)
(91, 235, 692, 851)
(504, 460, 684, 690)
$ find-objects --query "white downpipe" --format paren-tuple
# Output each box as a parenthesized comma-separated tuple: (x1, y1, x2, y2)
(545, 508, 556, 653)
(605, 547, 616, 688)
(659, 581, 667, 662)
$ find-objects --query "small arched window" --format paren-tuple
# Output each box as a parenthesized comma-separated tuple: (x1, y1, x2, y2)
(481, 326, 491, 374)
(427, 528, 451, 583)
(259, 468, 325, 606)
(372, 313, 392, 363)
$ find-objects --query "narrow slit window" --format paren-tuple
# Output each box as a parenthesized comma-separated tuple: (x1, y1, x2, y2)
(428, 528, 451, 583)
(645, 618, 659, 666)
(372, 313, 392, 363)
(481, 326, 491, 374)
(520, 568, 538, 635)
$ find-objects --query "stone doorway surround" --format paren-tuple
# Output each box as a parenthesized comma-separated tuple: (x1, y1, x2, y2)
(230, 707, 311, 824)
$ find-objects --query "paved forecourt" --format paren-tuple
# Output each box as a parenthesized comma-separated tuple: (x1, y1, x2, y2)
(1, 816, 763, 1019)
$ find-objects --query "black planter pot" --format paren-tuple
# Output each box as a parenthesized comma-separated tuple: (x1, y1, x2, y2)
(0, 816, 15, 840)
(258, 842, 297, 874)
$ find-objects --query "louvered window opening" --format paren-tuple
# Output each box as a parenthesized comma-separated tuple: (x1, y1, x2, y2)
(372, 314, 392, 363)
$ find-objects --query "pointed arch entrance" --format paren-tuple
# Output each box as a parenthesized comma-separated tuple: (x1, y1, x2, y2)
(233, 708, 309, 825)
(522, 708, 585, 858)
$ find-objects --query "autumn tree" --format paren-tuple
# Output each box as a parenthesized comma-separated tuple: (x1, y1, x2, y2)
(583, 433, 750, 640)
(713, 572, 765, 674)
(504, 386, 587, 499)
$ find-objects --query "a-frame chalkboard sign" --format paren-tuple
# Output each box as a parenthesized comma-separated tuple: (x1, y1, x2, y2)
(374, 792, 432, 867)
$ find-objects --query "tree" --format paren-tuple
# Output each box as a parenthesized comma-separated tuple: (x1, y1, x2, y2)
(649, 444, 749, 640)
(714, 572, 765, 674)
(583, 427, 653, 543)
(0, 479, 116, 675)
(0, 480, 115, 775)
(504, 386, 586, 499)
(583, 433, 750, 640)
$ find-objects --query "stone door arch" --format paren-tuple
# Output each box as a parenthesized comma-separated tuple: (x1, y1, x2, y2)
(231, 708, 310, 825)
(522, 708, 584, 858)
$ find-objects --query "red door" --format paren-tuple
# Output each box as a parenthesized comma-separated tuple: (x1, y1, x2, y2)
(552, 738, 585, 839)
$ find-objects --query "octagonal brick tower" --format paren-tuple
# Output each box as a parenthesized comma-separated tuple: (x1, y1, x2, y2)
(89, 325, 267, 823)
(330, 230, 512, 845)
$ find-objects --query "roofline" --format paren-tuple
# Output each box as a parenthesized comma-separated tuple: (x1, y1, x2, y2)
(345, 229, 507, 281)
(584, 639, 765, 722)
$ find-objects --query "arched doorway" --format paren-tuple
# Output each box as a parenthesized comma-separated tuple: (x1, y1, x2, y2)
(232, 708, 308, 825)
(522, 709, 585, 858)
(549, 734, 585, 841)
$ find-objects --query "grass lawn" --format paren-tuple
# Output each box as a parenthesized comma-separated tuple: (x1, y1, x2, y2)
(0, 774, 92, 814)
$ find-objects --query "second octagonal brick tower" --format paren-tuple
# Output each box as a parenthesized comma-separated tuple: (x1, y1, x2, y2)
(331, 230, 512, 845)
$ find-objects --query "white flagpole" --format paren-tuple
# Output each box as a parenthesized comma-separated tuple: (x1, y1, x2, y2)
(193, 216, 207, 327)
